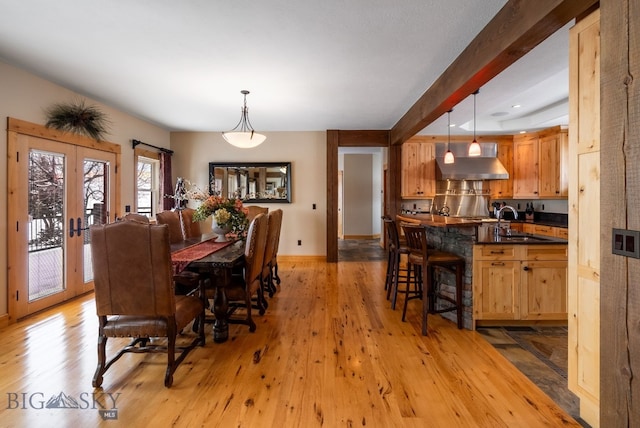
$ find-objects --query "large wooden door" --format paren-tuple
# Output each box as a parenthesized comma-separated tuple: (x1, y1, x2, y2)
(7, 119, 120, 320)
(568, 10, 600, 427)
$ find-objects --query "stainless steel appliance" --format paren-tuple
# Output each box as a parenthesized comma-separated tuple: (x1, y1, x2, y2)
(430, 180, 491, 218)
(434, 142, 509, 180)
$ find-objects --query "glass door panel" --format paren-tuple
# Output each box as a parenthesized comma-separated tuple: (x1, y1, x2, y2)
(78, 148, 116, 291)
(27, 150, 66, 302)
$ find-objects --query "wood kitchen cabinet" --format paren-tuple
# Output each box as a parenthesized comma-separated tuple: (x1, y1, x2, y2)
(521, 223, 568, 239)
(512, 126, 568, 199)
(490, 139, 514, 198)
(538, 128, 568, 197)
(401, 138, 435, 199)
(472, 243, 567, 328)
(513, 133, 539, 198)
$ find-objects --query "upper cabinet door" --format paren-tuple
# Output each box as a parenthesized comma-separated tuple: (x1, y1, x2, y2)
(401, 139, 435, 199)
(538, 130, 569, 198)
(490, 140, 514, 199)
(513, 134, 539, 198)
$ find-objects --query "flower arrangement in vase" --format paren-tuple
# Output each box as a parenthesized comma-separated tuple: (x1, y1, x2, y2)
(190, 189, 249, 240)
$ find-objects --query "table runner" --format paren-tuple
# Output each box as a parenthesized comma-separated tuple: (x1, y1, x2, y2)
(171, 239, 234, 273)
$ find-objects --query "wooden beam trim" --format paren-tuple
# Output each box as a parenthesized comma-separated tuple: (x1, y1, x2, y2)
(390, 0, 599, 146)
(7, 117, 122, 154)
(337, 130, 389, 147)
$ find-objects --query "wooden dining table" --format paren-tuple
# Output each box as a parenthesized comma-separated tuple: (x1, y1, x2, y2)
(170, 234, 245, 343)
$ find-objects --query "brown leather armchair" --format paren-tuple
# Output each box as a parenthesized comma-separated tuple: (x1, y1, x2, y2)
(156, 209, 205, 295)
(245, 205, 269, 222)
(225, 213, 268, 331)
(156, 210, 184, 243)
(122, 212, 150, 223)
(262, 209, 283, 297)
(90, 221, 205, 387)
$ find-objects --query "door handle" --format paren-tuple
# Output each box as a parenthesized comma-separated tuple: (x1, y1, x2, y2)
(69, 218, 75, 238)
(76, 217, 83, 236)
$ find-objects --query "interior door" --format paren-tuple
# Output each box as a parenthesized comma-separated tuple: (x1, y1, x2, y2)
(8, 134, 116, 318)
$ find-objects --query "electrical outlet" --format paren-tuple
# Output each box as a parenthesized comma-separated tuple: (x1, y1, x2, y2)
(612, 228, 640, 258)
(297, 240, 302, 246)
(125, 205, 131, 213)
(312, 203, 316, 210)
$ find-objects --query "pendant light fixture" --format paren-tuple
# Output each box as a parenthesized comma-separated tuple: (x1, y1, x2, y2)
(222, 90, 266, 149)
(444, 109, 455, 164)
(468, 89, 482, 157)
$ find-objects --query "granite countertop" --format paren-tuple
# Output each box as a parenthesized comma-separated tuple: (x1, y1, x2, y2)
(396, 213, 568, 245)
(397, 213, 568, 229)
(475, 231, 568, 245)
(396, 214, 484, 228)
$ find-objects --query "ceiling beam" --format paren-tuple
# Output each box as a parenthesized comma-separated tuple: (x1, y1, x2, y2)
(389, 0, 600, 146)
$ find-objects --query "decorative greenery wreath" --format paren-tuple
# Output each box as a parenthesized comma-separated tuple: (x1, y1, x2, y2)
(45, 99, 110, 141)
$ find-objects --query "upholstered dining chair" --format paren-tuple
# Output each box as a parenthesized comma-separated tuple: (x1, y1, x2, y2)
(245, 205, 269, 222)
(89, 221, 205, 388)
(156, 209, 203, 295)
(122, 212, 150, 223)
(179, 207, 201, 238)
(156, 210, 184, 244)
(225, 213, 268, 332)
(262, 209, 283, 297)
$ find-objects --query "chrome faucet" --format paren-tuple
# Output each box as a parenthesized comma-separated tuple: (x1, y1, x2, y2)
(495, 205, 518, 235)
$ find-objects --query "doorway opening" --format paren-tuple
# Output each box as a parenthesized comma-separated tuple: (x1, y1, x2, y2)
(337, 147, 386, 261)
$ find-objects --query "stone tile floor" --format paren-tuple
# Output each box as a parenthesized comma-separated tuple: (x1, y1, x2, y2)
(339, 238, 590, 427)
(338, 238, 386, 261)
(476, 326, 589, 427)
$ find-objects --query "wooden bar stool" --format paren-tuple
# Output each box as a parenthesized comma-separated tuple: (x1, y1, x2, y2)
(401, 224, 464, 334)
(382, 217, 410, 310)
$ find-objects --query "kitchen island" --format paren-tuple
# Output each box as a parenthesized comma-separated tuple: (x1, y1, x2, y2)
(396, 214, 567, 330)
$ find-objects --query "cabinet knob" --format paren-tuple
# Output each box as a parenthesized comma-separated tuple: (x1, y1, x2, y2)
(523, 266, 530, 271)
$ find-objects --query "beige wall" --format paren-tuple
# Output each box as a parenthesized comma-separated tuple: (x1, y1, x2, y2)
(170, 131, 327, 257)
(0, 60, 171, 316)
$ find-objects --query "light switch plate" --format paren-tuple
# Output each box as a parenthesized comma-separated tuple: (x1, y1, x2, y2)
(612, 228, 640, 258)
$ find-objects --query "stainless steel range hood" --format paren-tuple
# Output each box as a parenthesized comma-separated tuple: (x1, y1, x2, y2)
(435, 142, 509, 180)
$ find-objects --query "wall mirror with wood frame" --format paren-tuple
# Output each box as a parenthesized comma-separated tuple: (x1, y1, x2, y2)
(209, 162, 291, 203)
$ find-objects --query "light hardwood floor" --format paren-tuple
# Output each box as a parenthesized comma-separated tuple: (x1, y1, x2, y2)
(0, 259, 579, 427)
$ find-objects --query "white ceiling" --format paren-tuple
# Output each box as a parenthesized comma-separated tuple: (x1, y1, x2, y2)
(0, 0, 571, 136)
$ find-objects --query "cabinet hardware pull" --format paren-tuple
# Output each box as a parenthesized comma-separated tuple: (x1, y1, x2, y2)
(523, 266, 530, 271)
(490, 250, 504, 254)
(491, 262, 505, 266)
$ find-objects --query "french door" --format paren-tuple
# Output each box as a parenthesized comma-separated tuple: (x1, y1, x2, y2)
(8, 124, 119, 320)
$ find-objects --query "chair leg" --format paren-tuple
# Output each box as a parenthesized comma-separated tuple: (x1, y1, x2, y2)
(246, 295, 257, 332)
(390, 252, 403, 310)
(164, 324, 177, 388)
(402, 264, 421, 322)
(384, 249, 394, 294)
(92, 334, 107, 388)
(273, 263, 281, 285)
(422, 265, 434, 336)
(266, 268, 277, 298)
